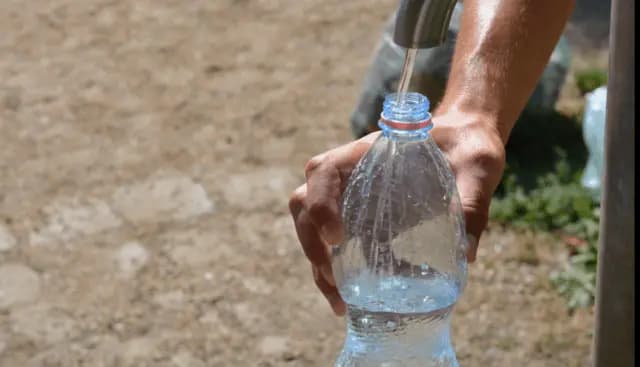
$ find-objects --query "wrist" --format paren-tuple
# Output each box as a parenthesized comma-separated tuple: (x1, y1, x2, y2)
(434, 101, 511, 146)
(430, 109, 507, 176)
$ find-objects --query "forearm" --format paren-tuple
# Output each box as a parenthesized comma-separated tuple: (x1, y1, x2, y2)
(436, 0, 575, 143)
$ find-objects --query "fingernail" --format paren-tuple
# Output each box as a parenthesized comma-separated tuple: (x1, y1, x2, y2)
(294, 185, 307, 196)
(320, 264, 336, 287)
(332, 301, 346, 316)
(327, 294, 346, 316)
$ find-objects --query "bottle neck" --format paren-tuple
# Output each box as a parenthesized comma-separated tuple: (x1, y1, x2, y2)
(378, 114, 433, 141)
(380, 92, 433, 141)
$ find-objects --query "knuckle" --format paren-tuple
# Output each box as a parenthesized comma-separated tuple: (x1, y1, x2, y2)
(312, 267, 322, 283)
(469, 145, 505, 171)
(307, 199, 332, 221)
(312, 268, 332, 293)
(288, 187, 306, 213)
(469, 130, 506, 167)
(304, 153, 328, 178)
(460, 188, 491, 216)
(311, 266, 324, 285)
(463, 202, 489, 223)
(461, 200, 489, 233)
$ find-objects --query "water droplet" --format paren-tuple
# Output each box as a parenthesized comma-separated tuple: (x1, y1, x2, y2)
(422, 295, 436, 309)
(360, 316, 371, 327)
(351, 285, 361, 296)
(420, 263, 430, 275)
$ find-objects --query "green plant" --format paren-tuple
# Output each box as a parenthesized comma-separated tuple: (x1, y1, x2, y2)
(491, 151, 596, 231)
(491, 150, 600, 310)
(575, 68, 608, 95)
(550, 213, 599, 309)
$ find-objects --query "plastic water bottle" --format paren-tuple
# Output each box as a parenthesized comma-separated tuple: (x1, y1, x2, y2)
(333, 92, 467, 366)
(581, 86, 607, 202)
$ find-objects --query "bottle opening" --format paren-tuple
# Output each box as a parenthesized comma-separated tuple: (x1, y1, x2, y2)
(379, 92, 432, 136)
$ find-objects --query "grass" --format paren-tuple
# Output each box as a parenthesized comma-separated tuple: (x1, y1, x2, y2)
(575, 68, 608, 96)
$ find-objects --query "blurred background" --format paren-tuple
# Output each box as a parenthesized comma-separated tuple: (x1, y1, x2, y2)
(0, 1, 610, 366)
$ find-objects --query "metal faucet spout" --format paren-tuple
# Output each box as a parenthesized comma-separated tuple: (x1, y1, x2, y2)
(393, 0, 458, 49)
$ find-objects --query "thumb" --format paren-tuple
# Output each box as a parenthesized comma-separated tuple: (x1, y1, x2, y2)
(461, 202, 489, 263)
(455, 176, 492, 263)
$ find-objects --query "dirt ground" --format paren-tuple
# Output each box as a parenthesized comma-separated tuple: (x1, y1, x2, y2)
(1, 1, 600, 366)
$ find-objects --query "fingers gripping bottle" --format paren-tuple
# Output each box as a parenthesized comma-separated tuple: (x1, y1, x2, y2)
(333, 92, 467, 367)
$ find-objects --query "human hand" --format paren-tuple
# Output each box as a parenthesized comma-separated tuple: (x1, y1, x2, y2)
(288, 111, 506, 315)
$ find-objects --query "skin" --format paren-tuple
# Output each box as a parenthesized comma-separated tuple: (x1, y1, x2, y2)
(289, 0, 575, 316)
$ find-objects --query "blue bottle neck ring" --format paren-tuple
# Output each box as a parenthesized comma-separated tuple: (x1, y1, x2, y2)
(378, 92, 433, 139)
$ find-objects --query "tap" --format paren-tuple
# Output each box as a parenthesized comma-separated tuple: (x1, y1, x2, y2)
(392, 0, 458, 49)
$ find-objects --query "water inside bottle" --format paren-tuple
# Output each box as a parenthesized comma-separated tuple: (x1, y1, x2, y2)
(336, 274, 460, 367)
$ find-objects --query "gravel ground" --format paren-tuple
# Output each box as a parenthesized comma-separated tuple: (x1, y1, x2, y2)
(1, 1, 600, 366)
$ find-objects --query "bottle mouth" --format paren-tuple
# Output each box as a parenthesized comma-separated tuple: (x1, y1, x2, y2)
(379, 115, 433, 131)
(379, 92, 432, 133)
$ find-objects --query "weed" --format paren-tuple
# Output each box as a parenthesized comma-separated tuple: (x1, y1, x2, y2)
(575, 68, 608, 95)
(491, 148, 600, 310)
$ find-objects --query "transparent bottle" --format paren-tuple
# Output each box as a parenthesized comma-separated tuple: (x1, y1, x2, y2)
(333, 92, 467, 367)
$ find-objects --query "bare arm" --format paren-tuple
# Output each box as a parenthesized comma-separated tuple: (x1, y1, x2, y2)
(429, 0, 575, 252)
(438, 0, 576, 142)
(289, 0, 575, 315)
